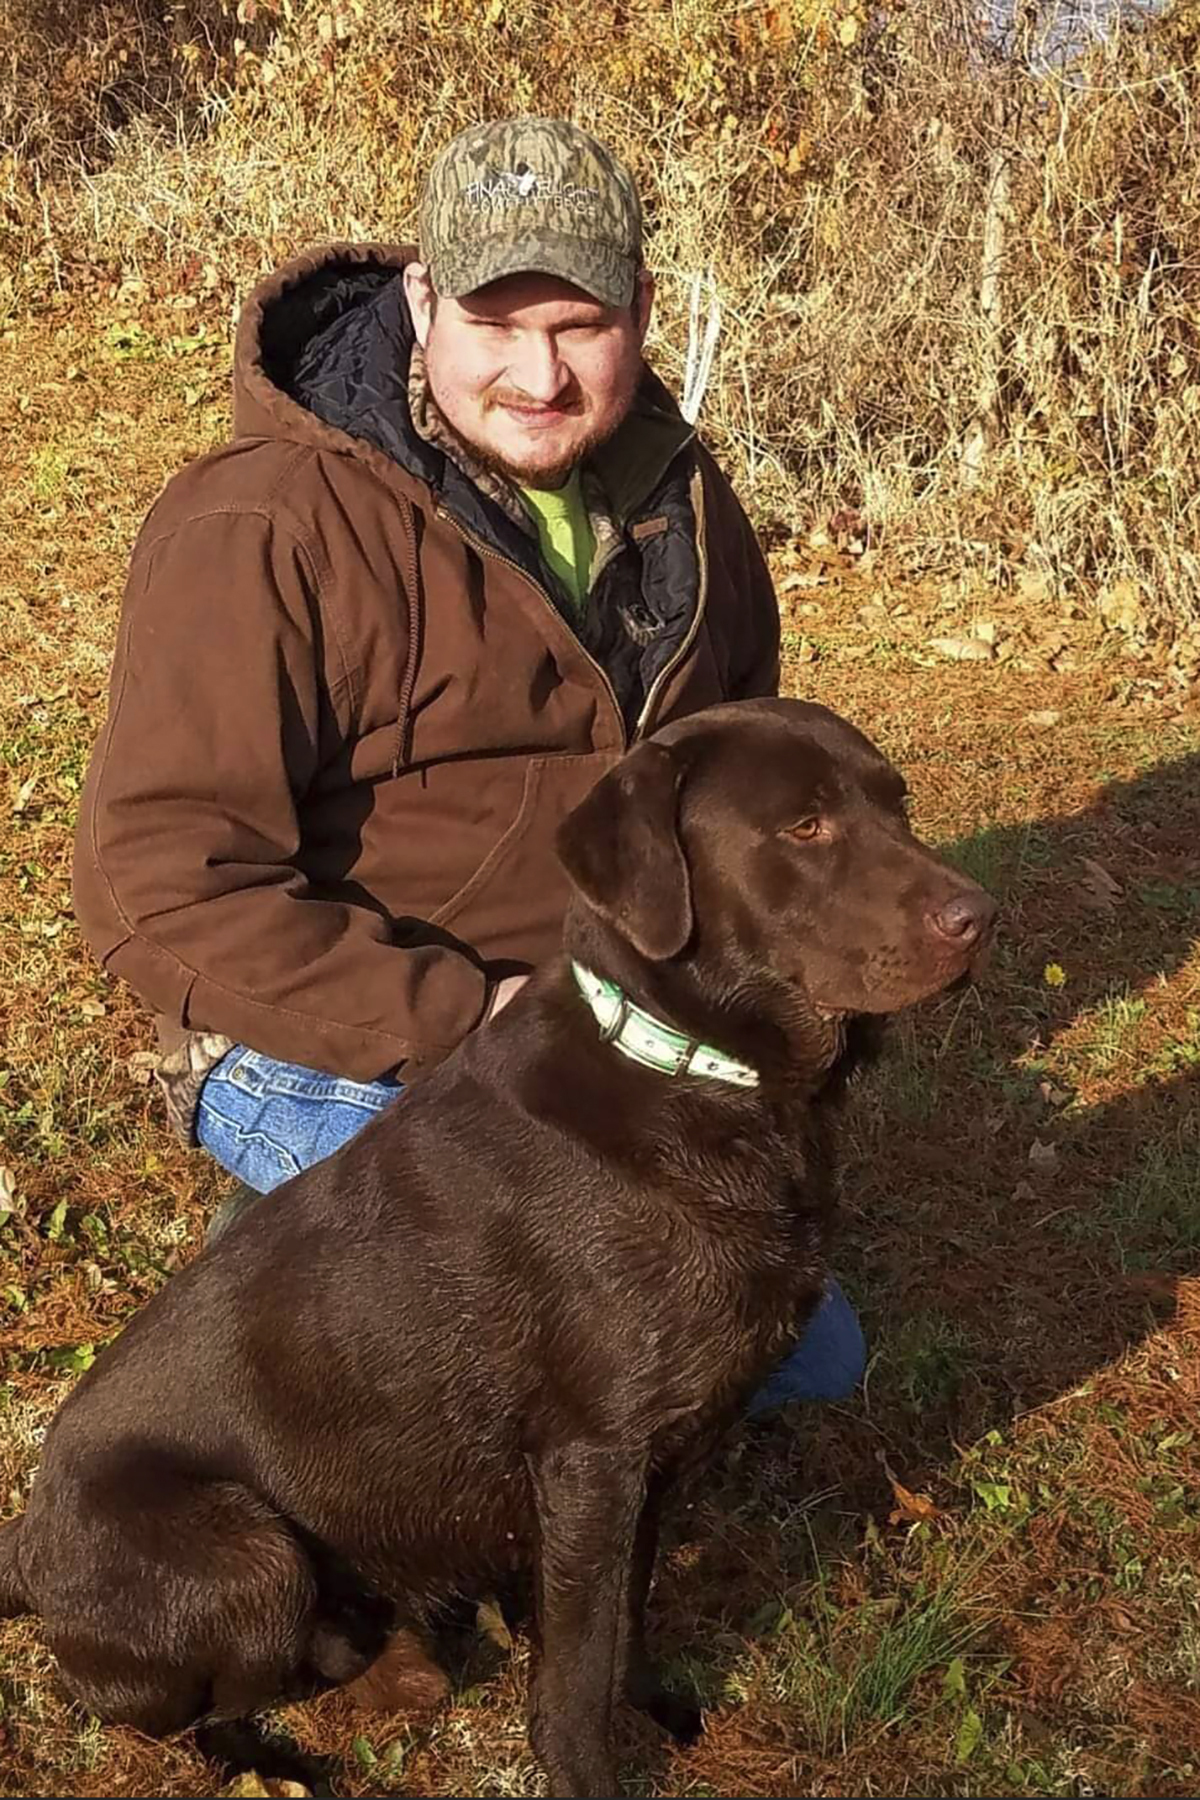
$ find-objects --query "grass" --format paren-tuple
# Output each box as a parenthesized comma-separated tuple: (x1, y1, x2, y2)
(3, 29, 1200, 1790)
(750, 1557, 992, 1757)
(886, 1313, 978, 1414)
(2, 313, 1200, 1790)
(1057, 1127, 1200, 1274)
(1077, 988, 1150, 1075)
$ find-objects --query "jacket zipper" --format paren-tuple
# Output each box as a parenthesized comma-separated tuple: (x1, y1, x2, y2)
(438, 506, 629, 746)
(438, 466, 712, 748)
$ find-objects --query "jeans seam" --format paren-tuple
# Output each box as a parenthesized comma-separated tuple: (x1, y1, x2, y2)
(227, 1050, 395, 1110)
(196, 1095, 304, 1178)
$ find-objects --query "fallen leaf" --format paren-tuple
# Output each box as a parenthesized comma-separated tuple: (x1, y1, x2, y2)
(1012, 1179, 1035, 1202)
(888, 1477, 943, 1525)
(857, 603, 890, 629)
(971, 619, 998, 644)
(781, 569, 825, 591)
(1098, 577, 1144, 634)
(1028, 1139, 1059, 1170)
(1017, 569, 1053, 604)
(1077, 856, 1122, 912)
(1033, 627, 1070, 666)
(928, 636, 994, 662)
(126, 1050, 160, 1086)
(228, 1776, 270, 1799)
(11, 774, 37, 814)
(1024, 708, 1061, 728)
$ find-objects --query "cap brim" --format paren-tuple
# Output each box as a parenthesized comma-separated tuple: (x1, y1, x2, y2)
(429, 231, 636, 309)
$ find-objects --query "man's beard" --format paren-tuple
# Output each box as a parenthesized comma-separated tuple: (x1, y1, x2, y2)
(467, 419, 609, 489)
(457, 377, 639, 489)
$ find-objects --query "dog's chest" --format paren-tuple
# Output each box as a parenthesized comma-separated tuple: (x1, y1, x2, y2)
(616, 1184, 824, 1435)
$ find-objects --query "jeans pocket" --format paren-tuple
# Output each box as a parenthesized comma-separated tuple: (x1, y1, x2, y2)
(197, 1048, 405, 1194)
(226, 1048, 398, 1112)
(195, 1088, 305, 1193)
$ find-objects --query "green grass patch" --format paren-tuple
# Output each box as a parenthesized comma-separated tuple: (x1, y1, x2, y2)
(1056, 1124, 1200, 1271)
(1074, 986, 1149, 1075)
(886, 1311, 978, 1412)
(940, 818, 1054, 902)
(746, 1556, 993, 1756)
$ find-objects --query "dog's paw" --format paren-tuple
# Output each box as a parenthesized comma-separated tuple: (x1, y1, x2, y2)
(645, 1690, 703, 1745)
(343, 1628, 451, 1717)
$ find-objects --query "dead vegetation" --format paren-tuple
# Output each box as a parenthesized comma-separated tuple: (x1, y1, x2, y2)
(2, 2, 1200, 1795)
(2, 0, 1199, 627)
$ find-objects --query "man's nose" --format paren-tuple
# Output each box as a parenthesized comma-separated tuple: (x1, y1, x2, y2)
(507, 334, 568, 403)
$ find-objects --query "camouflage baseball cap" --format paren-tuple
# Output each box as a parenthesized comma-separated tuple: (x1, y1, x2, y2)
(419, 118, 643, 308)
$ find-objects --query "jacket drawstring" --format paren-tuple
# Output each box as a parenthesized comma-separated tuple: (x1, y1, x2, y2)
(391, 497, 423, 777)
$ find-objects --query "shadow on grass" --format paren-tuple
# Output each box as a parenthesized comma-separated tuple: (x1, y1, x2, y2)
(629, 745, 1200, 1793)
(2, 747, 1198, 1797)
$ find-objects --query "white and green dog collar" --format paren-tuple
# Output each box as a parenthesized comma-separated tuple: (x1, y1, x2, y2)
(571, 961, 759, 1089)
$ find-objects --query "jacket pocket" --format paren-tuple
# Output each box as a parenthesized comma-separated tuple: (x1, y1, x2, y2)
(427, 751, 615, 941)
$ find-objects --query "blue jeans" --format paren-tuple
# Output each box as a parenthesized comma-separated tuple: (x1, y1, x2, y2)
(197, 1045, 866, 1410)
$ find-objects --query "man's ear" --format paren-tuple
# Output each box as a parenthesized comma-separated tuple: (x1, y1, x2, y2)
(404, 261, 435, 348)
(556, 741, 693, 961)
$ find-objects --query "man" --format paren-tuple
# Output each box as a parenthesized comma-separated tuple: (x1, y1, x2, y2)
(73, 118, 864, 1407)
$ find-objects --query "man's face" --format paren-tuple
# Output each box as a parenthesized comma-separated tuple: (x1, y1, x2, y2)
(405, 264, 654, 488)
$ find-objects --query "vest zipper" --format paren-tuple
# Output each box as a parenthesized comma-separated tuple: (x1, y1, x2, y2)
(633, 467, 711, 736)
(437, 506, 628, 747)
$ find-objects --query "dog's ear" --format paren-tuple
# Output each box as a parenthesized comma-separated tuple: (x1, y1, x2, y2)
(556, 742, 694, 960)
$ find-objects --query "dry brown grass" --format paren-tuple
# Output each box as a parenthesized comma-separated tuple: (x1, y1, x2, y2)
(4, 5, 1200, 1795)
(1, 0, 1198, 627)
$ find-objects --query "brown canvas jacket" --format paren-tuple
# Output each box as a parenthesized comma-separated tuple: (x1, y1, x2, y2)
(72, 244, 780, 1105)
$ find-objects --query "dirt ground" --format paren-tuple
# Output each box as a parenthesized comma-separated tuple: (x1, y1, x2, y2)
(1, 286, 1198, 1797)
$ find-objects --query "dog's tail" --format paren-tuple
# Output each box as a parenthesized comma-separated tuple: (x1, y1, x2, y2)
(0, 1516, 30, 1617)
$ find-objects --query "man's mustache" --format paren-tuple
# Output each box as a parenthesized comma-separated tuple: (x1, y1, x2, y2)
(486, 387, 584, 414)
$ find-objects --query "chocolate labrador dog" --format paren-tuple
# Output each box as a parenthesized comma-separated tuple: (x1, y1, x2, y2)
(0, 699, 994, 1797)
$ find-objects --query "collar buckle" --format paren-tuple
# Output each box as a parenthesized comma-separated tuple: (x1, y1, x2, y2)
(598, 993, 630, 1044)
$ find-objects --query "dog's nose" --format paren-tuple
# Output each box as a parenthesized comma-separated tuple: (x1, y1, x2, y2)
(929, 891, 995, 943)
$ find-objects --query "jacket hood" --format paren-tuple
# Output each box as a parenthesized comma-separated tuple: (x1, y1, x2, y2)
(232, 242, 694, 521)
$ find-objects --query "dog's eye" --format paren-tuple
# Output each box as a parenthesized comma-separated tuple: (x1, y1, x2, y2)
(788, 816, 822, 841)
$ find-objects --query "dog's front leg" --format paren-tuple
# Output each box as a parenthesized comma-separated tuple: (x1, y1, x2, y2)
(528, 1441, 648, 1798)
(625, 1479, 703, 1747)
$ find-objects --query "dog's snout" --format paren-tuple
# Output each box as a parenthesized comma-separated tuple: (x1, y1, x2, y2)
(929, 891, 995, 943)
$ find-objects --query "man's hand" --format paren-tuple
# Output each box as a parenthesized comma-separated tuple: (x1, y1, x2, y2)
(485, 973, 530, 1022)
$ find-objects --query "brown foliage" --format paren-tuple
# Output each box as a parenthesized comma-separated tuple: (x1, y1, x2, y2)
(2, 1, 1197, 622)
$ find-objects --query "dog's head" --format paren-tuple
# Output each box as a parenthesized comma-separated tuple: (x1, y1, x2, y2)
(556, 699, 996, 1055)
